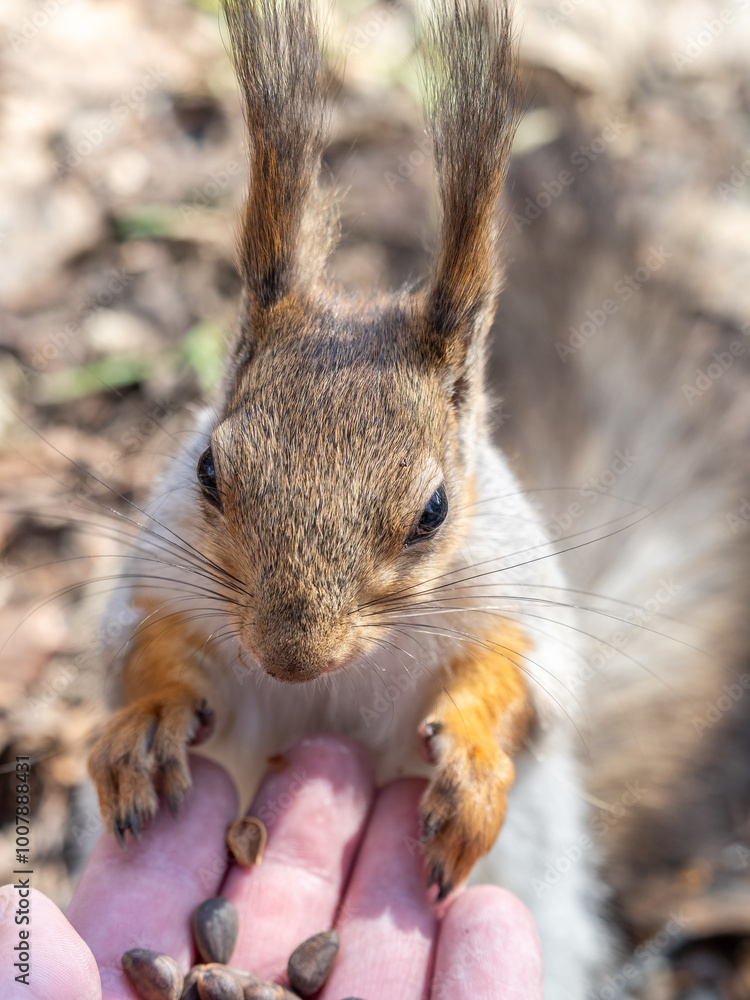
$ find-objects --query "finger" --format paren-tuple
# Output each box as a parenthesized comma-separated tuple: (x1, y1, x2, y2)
(67, 756, 237, 999)
(320, 778, 436, 1000)
(0, 886, 101, 1000)
(432, 886, 543, 1000)
(222, 734, 375, 980)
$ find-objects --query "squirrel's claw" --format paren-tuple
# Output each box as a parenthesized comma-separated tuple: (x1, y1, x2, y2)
(128, 807, 143, 843)
(426, 861, 454, 901)
(112, 808, 143, 849)
(420, 810, 445, 843)
(88, 687, 207, 843)
(113, 821, 127, 850)
(418, 717, 512, 901)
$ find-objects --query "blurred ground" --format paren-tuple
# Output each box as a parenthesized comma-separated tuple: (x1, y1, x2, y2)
(1, 0, 750, 995)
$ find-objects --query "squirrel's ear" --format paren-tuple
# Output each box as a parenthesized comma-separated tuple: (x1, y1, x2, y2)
(223, 0, 336, 367)
(417, 0, 520, 403)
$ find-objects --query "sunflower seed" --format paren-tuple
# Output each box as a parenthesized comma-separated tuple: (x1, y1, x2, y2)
(195, 964, 245, 1000)
(181, 964, 206, 1000)
(121, 948, 184, 1000)
(243, 983, 300, 1000)
(192, 897, 239, 965)
(226, 817, 268, 866)
(287, 930, 340, 997)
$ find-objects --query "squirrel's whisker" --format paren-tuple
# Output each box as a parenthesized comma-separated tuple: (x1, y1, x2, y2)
(368, 600, 680, 694)
(369, 594, 706, 656)
(123, 611, 237, 681)
(388, 622, 590, 752)
(0, 571, 241, 661)
(464, 486, 647, 512)
(359, 504, 659, 612)
(362, 512, 651, 608)
(4, 418, 248, 590)
(5, 494, 250, 598)
(370, 617, 587, 718)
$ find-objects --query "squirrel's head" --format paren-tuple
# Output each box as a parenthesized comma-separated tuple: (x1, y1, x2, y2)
(197, 295, 486, 682)
(201, 0, 518, 682)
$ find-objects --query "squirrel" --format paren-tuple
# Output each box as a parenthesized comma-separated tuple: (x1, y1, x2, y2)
(88, 0, 611, 993)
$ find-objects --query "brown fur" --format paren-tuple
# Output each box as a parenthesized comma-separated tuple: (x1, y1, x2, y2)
(419, 622, 533, 897)
(89, 598, 213, 840)
(89, 0, 528, 895)
(419, 0, 520, 358)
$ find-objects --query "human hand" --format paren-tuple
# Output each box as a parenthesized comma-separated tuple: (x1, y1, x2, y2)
(0, 735, 542, 999)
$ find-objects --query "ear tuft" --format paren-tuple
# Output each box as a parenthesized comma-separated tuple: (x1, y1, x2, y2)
(223, 0, 337, 362)
(418, 0, 520, 376)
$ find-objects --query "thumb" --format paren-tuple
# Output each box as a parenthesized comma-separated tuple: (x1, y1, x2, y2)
(0, 885, 101, 999)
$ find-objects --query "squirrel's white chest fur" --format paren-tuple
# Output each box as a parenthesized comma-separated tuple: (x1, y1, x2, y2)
(102, 409, 609, 998)
(111, 411, 580, 784)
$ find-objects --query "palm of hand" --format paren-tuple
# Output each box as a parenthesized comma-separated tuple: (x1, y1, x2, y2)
(0, 736, 542, 999)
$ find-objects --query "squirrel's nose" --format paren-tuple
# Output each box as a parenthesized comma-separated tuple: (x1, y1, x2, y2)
(249, 646, 341, 683)
(242, 621, 350, 683)
(244, 588, 354, 682)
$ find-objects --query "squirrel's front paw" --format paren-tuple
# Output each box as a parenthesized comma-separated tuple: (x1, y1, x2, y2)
(88, 687, 213, 846)
(418, 719, 514, 901)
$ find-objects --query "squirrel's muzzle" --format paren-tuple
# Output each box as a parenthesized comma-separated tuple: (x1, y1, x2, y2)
(243, 592, 355, 683)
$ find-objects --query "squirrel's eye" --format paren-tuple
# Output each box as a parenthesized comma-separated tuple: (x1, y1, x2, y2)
(408, 484, 448, 543)
(197, 446, 222, 510)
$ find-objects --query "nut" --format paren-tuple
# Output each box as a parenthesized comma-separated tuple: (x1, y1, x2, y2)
(196, 965, 245, 1000)
(243, 983, 299, 1000)
(227, 967, 266, 992)
(181, 964, 208, 1000)
(192, 897, 240, 965)
(286, 930, 340, 997)
(227, 817, 268, 866)
(121, 948, 184, 1000)
(186, 964, 266, 999)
